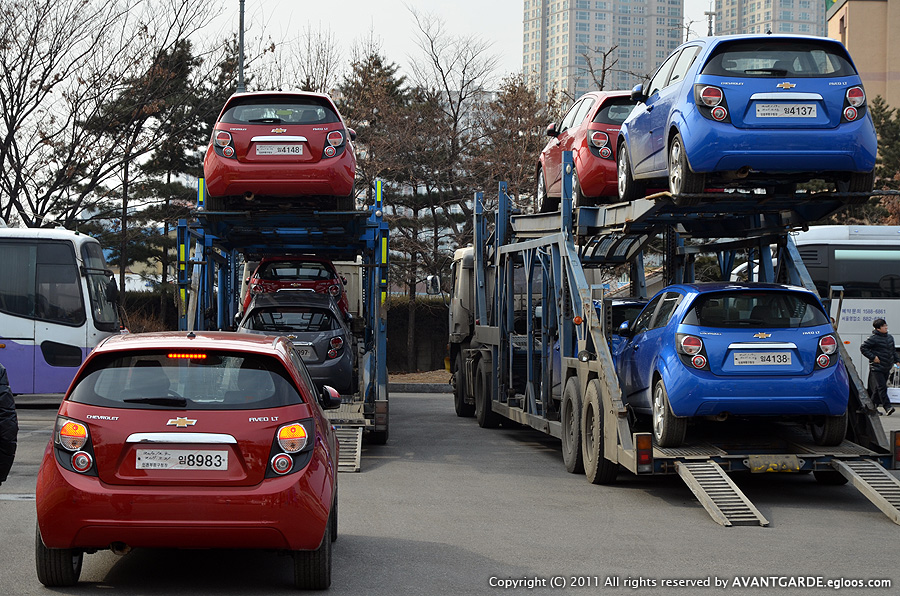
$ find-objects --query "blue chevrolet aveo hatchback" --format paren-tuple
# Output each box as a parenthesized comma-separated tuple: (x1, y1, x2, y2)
(612, 283, 849, 448)
(617, 35, 877, 200)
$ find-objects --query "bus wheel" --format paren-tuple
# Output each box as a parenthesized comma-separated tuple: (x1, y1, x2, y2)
(581, 379, 618, 485)
(474, 359, 500, 429)
(561, 378, 584, 474)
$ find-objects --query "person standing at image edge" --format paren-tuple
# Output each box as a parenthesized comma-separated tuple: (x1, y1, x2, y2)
(0, 363, 17, 485)
(860, 318, 900, 416)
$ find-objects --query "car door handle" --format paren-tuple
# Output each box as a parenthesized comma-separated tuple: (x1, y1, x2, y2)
(645, 105, 654, 112)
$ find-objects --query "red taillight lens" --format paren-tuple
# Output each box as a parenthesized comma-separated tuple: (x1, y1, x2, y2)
(326, 131, 344, 147)
(691, 355, 707, 369)
(71, 451, 93, 473)
(680, 335, 703, 355)
(590, 131, 609, 148)
(324, 145, 337, 157)
(214, 130, 232, 148)
(843, 106, 858, 121)
(57, 419, 88, 451)
(330, 337, 344, 350)
(846, 86, 865, 107)
(222, 146, 235, 158)
(819, 334, 838, 355)
(277, 423, 308, 453)
(328, 284, 341, 297)
(817, 354, 831, 368)
(711, 106, 728, 121)
(270, 453, 293, 475)
(699, 86, 723, 107)
(327, 348, 338, 359)
(599, 146, 612, 159)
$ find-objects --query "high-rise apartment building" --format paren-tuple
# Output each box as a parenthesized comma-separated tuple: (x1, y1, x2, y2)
(523, 0, 685, 102)
(827, 0, 899, 109)
(714, 0, 825, 36)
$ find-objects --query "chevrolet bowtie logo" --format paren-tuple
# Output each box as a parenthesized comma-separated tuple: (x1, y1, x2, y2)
(753, 332, 772, 339)
(776, 82, 796, 90)
(167, 417, 197, 428)
(271, 127, 287, 133)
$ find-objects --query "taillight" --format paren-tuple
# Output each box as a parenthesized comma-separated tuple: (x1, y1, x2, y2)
(328, 284, 342, 297)
(57, 419, 88, 451)
(214, 130, 232, 148)
(635, 433, 653, 474)
(698, 85, 723, 107)
(843, 106, 858, 121)
(327, 348, 338, 359)
(846, 86, 865, 108)
(691, 355, 708, 369)
(326, 131, 344, 147)
(270, 453, 293, 475)
(817, 354, 831, 368)
(679, 335, 703, 356)
(277, 423, 308, 453)
(330, 337, 344, 351)
(590, 131, 609, 148)
(71, 452, 93, 473)
(819, 335, 837, 355)
(711, 106, 728, 121)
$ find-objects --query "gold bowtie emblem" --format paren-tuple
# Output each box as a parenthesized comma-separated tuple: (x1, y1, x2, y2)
(167, 417, 197, 428)
(776, 82, 795, 90)
(753, 332, 772, 339)
(271, 127, 287, 133)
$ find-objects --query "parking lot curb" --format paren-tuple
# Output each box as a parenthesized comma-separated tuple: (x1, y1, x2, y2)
(388, 383, 452, 394)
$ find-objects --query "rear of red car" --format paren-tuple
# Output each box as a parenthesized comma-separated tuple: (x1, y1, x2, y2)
(203, 91, 356, 209)
(35, 333, 338, 588)
(242, 256, 350, 317)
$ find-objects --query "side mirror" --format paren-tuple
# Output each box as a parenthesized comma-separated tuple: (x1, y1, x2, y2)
(545, 123, 559, 138)
(244, 277, 250, 284)
(617, 320, 632, 337)
(233, 312, 243, 326)
(630, 83, 647, 102)
(340, 275, 348, 286)
(105, 278, 119, 304)
(425, 274, 442, 296)
(347, 128, 357, 142)
(319, 385, 342, 410)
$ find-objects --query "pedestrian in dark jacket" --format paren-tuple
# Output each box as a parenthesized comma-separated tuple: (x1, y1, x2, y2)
(0, 363, 17, 485)
(860, 318, 900, 416)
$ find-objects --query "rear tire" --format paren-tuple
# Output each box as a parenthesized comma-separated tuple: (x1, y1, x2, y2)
(454, 353, 475, 417)
(474, 359, 500, 429)
(561, 378, 584, 474)
(617, 143, 645, 202)
(572, 171, 593, 209)
(293, 514, 332, 589)
(35, 525, 83, 587)
(810, 410, 848, 446)
(581, 379, 618, 484)
(652, 379, 687, 448)
(537, 167, 558, 213)
(668, 133, 705, 197)
(331, 483, 338, 542)
(838, 171, 875, 204)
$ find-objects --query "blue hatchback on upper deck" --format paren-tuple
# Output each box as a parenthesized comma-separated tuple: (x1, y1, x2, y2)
(616, 35, 878, 200)
(612, 282, 850, 448)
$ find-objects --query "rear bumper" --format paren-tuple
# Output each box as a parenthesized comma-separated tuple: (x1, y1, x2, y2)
(665, 362, 849, 417)
(203, 149, 355, 198)
(681, 112, 877, 174)
(36, 445, 333, 551)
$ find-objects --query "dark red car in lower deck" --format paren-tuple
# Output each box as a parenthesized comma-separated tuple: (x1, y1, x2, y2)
(241, 255, 351, 319)
(35, 332, 341, 589)
(537, 90, 636, 212)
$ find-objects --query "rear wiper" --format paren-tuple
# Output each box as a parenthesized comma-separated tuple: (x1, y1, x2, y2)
(743, 68, 788, 75)
(248, 118, 282, 123)
(123, 396, 187, 407)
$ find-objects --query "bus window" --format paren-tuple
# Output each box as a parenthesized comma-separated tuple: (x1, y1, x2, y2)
(36, 242, 85, 326)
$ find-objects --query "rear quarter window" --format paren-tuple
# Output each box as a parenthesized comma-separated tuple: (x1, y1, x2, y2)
(68, 350, 305, 410)
(701, 40, 857, 78)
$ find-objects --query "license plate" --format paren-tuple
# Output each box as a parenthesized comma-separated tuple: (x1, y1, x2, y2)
(733, 351, 792, 366)
(136, 449, 228, 470)
(255, 144, 303, 155)
(756, 103, 817, 118)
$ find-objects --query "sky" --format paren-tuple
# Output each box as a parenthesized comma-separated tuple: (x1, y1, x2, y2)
(210, 0, 716, 82)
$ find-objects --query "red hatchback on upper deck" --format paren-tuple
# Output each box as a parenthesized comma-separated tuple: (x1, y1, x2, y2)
(242, 255, 351, 319)
(537, 90, 636, 212)
(203, 91, 357, 211)
(35, 332, 341, 589)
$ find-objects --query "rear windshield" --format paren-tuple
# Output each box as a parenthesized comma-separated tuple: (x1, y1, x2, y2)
(221, 97, 339, 125)
(681, 291, 829, 329)
(246, 307, 336, 333)
(701, 40, 857, 78)
(68, 351, 305, 410)
(258, 261, 335, 281)
(592, 98, 637, 125)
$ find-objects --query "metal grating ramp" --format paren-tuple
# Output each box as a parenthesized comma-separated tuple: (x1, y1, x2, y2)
(334, 426, 363, 473)
(676, 461, 770, 527)
(832, 460, 900, 525)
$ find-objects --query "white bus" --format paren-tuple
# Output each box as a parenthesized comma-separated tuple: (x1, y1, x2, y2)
(0, 228, 120, 394)
(733, 225, 900, 385)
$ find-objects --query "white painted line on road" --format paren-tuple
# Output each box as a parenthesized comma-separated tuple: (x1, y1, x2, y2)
(0, 494, 35, 501)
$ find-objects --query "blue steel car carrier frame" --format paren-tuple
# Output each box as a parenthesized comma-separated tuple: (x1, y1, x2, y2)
(176, 179, 390, 470)
(458, 151, 900, 526)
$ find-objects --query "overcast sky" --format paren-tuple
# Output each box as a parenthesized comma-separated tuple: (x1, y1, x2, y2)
(209, 0, 714, 80)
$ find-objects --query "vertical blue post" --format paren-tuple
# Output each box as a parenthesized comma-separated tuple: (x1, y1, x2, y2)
(375, 180, 388, 400)
(177, 219, 189, 331)
(197, 178, 206, 210)
(473, 192, 486, 326)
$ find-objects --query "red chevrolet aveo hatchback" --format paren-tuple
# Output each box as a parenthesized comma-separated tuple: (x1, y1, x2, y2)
(242, 255, 351, 319)
(35, 332, 341, 589)
(203, 91, 357, 211)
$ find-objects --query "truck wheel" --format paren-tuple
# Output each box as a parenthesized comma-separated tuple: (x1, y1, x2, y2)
(561, 377, 584, 474)
(653, 379, 687, 448)
(810, 410, 848, 446)
(581, 379, 618, 484)
(293, 513, 332, 589)
(838, 171, 875, 204)
(368, 424, 389, 445)
(454, 353, 475, 417)
(35, 525, 83, 587)
(813, 470, 849, 485)
(474, 359, 500, 428)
